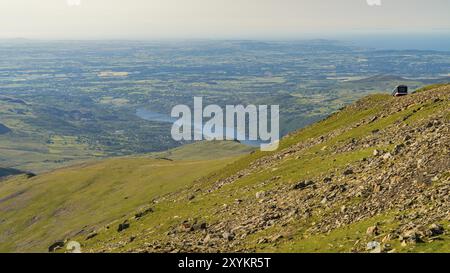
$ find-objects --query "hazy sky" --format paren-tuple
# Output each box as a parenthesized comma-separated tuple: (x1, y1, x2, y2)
(1, 0, 450, 39)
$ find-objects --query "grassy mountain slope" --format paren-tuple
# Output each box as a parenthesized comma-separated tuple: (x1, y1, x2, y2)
(1, 84, 449, 253)
(0, 141, 251, 252)
(148, 140, 255, 161)
(72, 84, 449, 253)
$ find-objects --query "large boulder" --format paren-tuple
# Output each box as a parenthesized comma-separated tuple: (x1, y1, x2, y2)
(48, 241, 65, 252)
(117, 220, 130, 232)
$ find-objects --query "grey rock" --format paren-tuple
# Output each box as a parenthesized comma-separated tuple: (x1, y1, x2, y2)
(118, 221, 130, 232)
(292, 180, 314, 190)
(86, 232, 98, 240)
(428, 224, 444, 236)
(343, 169, 354, 175)
(48, 241, 65, 252)
(222, 232, 235, 241)
(366, 241, 381, 253)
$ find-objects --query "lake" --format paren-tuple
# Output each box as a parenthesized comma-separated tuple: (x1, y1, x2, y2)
(136, 108, 262, 147)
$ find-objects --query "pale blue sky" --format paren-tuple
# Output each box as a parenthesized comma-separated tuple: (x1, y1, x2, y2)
(1, 0, 449, 39)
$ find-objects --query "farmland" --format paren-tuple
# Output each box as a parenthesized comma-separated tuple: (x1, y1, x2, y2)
(1, 40, 449, 173)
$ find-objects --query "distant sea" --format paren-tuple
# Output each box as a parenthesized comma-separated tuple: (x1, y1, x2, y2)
(338, 33, 450, 51)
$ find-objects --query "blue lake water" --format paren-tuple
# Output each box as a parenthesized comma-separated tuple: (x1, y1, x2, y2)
(136, 108, 262, 147)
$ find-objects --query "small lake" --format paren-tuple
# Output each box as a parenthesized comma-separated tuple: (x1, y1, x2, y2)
(136, 108, 262, 147)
